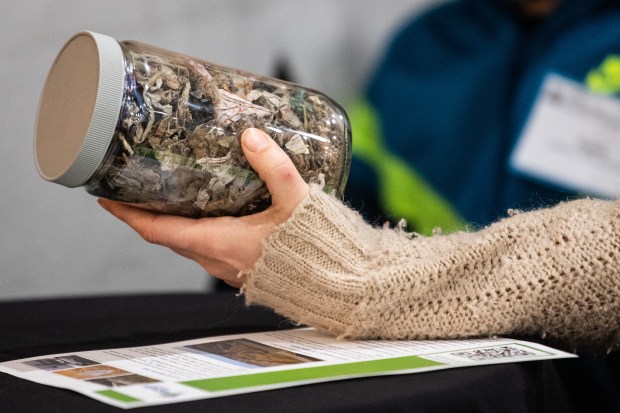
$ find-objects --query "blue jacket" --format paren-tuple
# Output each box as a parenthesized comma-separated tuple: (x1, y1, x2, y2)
(346, 0, 620, 229)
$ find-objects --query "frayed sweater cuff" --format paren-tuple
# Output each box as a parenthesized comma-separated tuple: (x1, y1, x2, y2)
(243, 185, 374, 337)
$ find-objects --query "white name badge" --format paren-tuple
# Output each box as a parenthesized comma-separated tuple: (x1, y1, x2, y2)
(510, 73, 620, 198)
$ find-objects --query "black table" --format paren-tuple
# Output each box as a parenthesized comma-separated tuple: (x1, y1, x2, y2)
(0, 292, 616, 412)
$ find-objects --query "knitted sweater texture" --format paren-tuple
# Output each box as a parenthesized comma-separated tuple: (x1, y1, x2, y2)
(245, 186, 620, 350)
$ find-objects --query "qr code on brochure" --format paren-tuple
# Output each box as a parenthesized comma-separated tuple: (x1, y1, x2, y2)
(450, 345, 537, 361)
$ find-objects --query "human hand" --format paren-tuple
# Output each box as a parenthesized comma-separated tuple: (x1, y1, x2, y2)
(98, 128, 309, 287)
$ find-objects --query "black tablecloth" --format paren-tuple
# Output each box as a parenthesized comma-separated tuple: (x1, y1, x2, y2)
(0, 292, 615, 412)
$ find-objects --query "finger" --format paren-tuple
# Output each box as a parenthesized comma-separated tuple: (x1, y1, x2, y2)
(100, 198, 265, 275)
(98, 199, 203, 251)
(241, 128, 308, 211)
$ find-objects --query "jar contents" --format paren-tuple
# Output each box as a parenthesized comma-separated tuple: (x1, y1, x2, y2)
(84, 43, 351, 217)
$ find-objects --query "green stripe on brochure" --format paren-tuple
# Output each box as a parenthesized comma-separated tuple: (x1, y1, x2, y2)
(182, 355, 442, 392)
(96, 389, 141, 403)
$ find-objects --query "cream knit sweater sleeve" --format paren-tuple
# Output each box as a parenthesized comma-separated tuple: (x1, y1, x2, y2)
(244, 186, 620, 349)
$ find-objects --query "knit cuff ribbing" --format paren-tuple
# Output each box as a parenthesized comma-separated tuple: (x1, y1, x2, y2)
(243, 185, 373, 337)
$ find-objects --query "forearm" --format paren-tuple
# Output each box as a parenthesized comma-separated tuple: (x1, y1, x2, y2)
(244, 186, 620, 349)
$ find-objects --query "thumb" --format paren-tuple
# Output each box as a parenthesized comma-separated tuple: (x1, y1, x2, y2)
(241, 128, 308, 210)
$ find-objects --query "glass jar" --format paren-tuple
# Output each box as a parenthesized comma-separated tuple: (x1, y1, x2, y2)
(34, 31, 351, 217)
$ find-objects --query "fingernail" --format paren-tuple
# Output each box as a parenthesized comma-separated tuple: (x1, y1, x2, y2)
(242, 128, 269, 152)
(98, 199, 110, 211)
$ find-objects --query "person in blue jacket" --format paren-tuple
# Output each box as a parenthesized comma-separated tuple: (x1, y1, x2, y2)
(344, 0, 620, 410)
(345, 0, 620, 234)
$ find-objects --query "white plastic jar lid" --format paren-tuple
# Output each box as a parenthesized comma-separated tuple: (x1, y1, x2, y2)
(34, 31, 125, 187)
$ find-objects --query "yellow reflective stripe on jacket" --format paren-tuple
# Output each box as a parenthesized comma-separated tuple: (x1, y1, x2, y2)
(585, 54, 620, 94)
(348, 99, 467, 235)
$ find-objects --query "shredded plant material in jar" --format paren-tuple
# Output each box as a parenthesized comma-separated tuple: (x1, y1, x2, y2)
(84, 44, 351, 217)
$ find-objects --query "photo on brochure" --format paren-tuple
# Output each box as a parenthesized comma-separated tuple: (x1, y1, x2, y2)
(180, 338, 322, 368)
